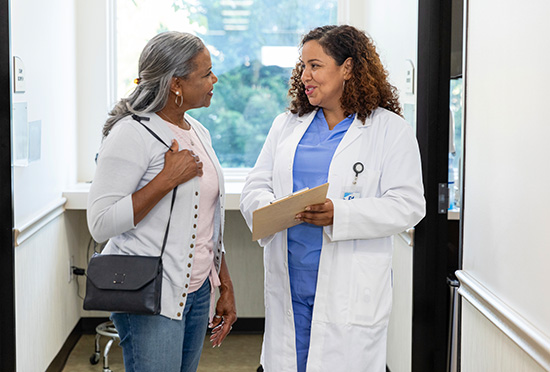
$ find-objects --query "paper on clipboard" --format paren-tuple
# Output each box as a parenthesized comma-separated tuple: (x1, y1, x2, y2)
(252, 183, 329, 241)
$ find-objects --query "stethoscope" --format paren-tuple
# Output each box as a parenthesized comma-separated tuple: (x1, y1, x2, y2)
(352, 162, 364, 185)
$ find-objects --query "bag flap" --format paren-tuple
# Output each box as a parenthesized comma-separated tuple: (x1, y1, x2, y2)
(86, 253, 162, 291)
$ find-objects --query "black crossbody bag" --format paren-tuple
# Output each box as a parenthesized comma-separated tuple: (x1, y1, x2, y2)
(83, 115, 176, 314)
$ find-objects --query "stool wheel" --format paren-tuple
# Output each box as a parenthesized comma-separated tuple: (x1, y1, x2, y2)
(91, 321, 120, 371)
(90, 352, 100, 365)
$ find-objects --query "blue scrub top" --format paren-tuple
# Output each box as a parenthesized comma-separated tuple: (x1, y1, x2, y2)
(288, 109, 354, 272)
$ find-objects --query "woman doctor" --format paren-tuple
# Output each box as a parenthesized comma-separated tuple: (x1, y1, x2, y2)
(240, 25, 425, 372)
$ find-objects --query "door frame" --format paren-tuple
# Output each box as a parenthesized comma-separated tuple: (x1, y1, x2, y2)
(0, 0, 16, 370)
(412, 0, 452, 370)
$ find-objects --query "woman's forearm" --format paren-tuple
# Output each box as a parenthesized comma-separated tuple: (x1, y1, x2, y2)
(218, 254, 234, 293)
(131, 171, 176, 225)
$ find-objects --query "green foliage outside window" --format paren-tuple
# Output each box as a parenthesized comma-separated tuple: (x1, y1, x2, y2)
(117, 0, 337, 167)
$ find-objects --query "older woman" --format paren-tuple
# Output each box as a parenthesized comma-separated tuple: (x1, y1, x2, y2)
(240, 25, 425, 371)
(88, 31, 236, 372)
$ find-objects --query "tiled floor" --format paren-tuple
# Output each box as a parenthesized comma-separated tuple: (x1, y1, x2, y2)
(62, 332, 263, 372)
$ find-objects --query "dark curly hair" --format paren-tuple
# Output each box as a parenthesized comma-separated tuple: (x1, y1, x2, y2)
(288, 25, 402, 122)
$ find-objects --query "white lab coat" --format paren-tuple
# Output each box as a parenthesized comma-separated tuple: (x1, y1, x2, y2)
(240, 107, 425, 372)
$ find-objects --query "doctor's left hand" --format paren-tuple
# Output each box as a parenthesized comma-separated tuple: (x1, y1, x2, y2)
(296, 198, 334, 226)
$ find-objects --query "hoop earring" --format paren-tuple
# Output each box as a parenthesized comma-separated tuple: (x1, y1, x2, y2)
(175, 91, 183, 107)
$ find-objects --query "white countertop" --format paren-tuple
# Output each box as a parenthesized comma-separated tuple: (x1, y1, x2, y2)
(62, 182, 245, 211)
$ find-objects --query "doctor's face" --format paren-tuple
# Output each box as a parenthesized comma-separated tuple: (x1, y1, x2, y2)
(300, 40, 348, 111)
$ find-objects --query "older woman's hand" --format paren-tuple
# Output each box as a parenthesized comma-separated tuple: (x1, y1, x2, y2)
(162, 139, 203, 188)
(209, 256, 237, 347)
(295, 198, 334, 226)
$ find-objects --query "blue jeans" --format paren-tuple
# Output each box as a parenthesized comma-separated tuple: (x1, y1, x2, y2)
(111, 279, 210, 372)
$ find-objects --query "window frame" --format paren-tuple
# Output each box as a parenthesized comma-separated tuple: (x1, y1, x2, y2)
(106, 0, 347, 184)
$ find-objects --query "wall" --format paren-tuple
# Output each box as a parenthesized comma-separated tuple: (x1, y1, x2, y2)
(10, 0, 83, 370)
(76, 0, 111, 183)
(461, 301, 546, 372)
(223, 210, 265, 317)
(459, 0, 550, 369)
(15, 214, 84, 372)
(354, 0, 418, 110)
(386, 233, 413, 372)
(11, 0, 77, 226)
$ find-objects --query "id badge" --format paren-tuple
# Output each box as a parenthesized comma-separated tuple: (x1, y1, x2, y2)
(342, 185, 363, 200)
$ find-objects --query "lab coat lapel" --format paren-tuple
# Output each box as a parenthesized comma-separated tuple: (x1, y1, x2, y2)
(290, 110, 317, 149)
(333, 115, 370, 157)
(278, 110, 317, 196)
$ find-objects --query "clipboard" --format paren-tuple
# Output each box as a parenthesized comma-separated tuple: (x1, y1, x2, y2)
(252, 183, 329, 241)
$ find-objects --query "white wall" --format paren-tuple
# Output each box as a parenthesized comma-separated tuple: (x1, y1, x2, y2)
(386, 234, 413, 372)
(15, 214, 84, 372)
(76, 0, 112, 183)
(346, 0, 418, 109)
(460, 0, 550, 369)
(11, 0, 77, 226)
(461, 301, 546, 372)
(10, 0, 84, 370)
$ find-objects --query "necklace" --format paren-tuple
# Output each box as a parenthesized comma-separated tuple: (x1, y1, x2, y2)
(182, 125, 195, 146)
(158, 111, 195, 146)
(157, 111, 190, 129)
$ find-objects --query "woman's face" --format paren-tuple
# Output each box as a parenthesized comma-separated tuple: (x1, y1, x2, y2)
(180, 48, 218, 110)
(300, 40, 349, 111)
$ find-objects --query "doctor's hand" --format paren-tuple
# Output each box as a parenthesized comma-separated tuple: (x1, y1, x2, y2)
(295, 198, 334, 226)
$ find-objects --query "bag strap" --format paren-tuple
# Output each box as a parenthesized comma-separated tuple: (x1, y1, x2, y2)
(132, 114, 177, 257)
(132, 114, 171, 148)
(161, 187, 177, 256)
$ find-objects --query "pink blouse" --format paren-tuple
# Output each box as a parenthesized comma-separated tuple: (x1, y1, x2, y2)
(167, 122, 221, 295)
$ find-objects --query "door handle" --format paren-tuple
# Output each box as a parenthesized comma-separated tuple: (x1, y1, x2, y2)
(406, 228, 415, 247)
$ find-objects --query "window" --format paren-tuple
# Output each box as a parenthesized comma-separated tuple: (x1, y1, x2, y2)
(116, 0, 338, 168)
(449, 77, 463, 210)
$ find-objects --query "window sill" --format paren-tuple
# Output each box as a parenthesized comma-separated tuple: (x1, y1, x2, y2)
(63, 180, 245, 211)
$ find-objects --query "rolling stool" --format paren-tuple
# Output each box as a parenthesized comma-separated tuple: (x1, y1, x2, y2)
(89, 321, 120, 372)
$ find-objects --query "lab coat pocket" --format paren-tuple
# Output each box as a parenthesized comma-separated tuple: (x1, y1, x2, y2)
(358, 168, 381, 197)
(348, 254, 392, 327)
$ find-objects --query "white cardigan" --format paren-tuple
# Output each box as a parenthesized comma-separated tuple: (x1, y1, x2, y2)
(87, 112, 225, 320)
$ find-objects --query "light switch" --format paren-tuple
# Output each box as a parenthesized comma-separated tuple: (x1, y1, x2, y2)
(405, 59, 414, 94)
(14, 56, 26, 93)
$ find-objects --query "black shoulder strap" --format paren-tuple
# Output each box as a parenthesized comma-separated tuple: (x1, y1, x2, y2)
(132, 114, 171, 149)
(131, 114, 177, 257)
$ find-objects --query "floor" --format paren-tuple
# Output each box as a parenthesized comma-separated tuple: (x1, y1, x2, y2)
(62, 332, 263, 372)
